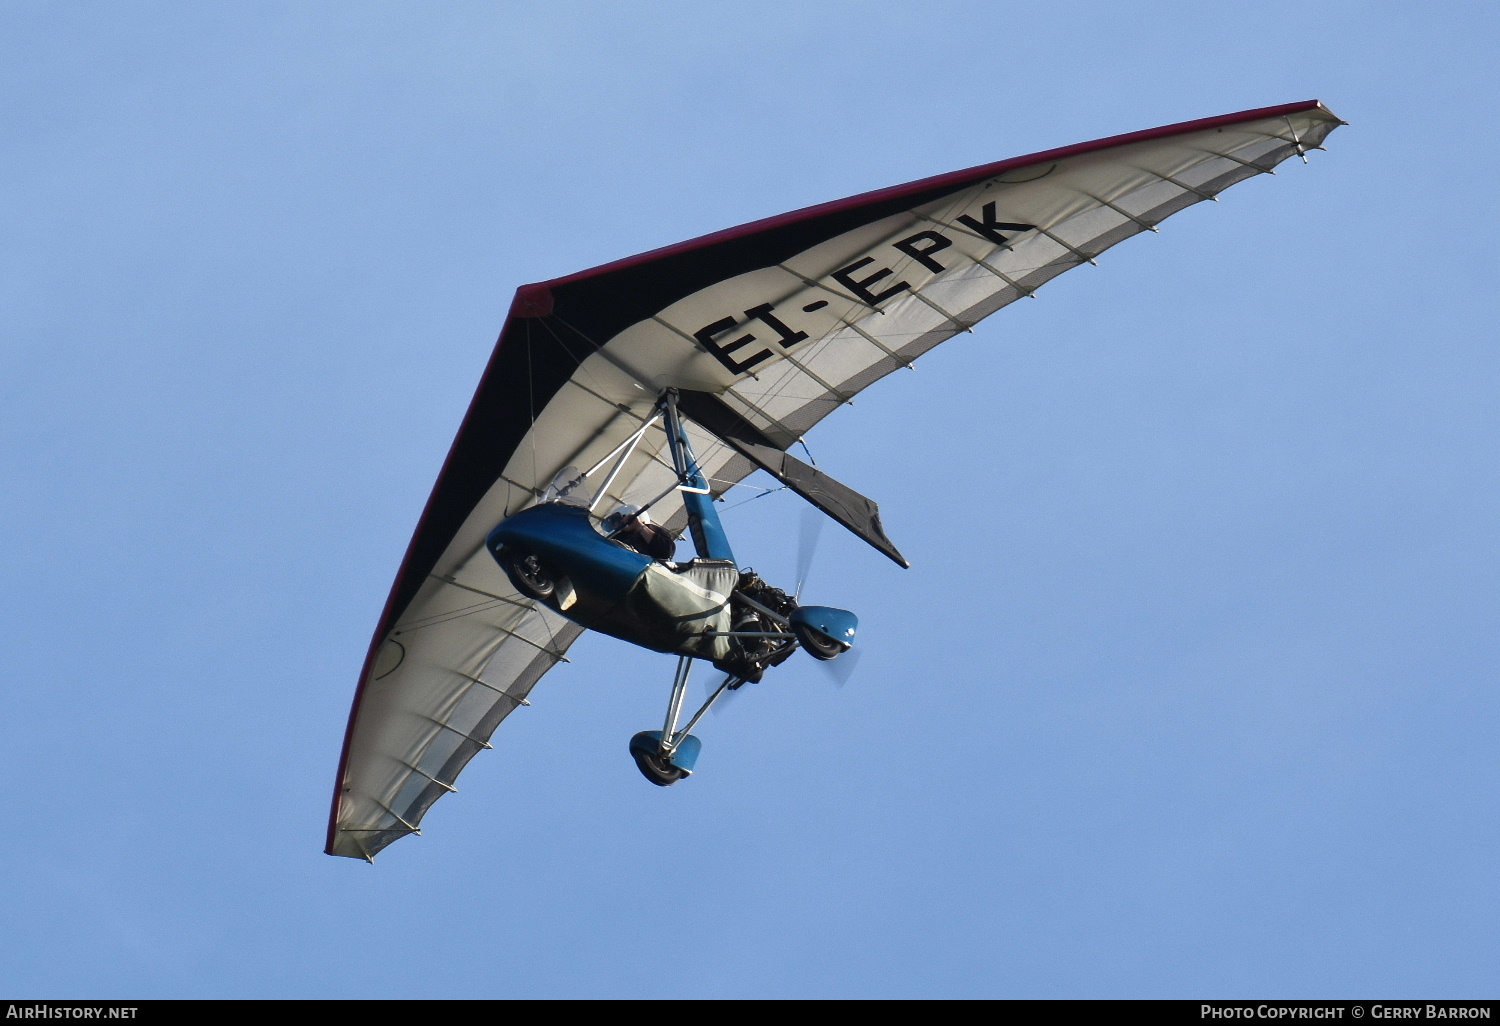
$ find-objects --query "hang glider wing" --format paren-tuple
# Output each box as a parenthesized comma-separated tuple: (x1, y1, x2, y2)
(327, 100, 1343, 859)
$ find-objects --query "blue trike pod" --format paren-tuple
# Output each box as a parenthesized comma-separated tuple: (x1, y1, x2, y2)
(629, 730, 702, 773)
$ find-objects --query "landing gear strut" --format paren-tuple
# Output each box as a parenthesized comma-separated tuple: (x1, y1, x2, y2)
(629, 655, 738, 786)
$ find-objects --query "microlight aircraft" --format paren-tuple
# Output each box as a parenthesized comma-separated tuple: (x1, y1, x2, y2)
(327, 101, 1343, 860)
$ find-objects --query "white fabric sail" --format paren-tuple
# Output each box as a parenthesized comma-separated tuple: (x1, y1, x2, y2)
(328, 101, 1344, 860)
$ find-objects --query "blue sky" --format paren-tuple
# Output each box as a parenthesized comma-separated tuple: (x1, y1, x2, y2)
(1, 0, 1496, 998)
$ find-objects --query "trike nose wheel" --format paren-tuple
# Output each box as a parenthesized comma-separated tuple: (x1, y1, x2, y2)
(628, 730, 700, 786)
(631, 747, 686, 787)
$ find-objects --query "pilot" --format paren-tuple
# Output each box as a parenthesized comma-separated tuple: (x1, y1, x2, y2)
(603, 505, 676, 562)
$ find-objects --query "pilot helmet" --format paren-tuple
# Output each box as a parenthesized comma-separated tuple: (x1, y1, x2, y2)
(601, 504, 647, 535)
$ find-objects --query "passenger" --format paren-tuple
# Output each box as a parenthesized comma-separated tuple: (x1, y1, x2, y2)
(603, 505, 676, 562)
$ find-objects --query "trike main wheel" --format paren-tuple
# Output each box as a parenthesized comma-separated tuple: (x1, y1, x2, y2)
(794, 621, 848, 661)
(498, 546, 556, 600)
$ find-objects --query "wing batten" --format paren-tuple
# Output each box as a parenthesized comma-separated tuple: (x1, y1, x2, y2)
(329, 596, 583, 859)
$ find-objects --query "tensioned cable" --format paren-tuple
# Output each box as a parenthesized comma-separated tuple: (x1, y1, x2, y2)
(535, 313, 620, 401)
(532, 319, 681, 500)
(717, 484, 789, 514)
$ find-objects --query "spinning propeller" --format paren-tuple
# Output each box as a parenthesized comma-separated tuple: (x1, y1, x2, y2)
(794, 505, 861, 688)
(713, 503, 859, 711)
(794, 504, 823, 602)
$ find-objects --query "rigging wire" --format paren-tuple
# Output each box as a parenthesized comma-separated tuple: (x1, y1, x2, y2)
(717, 484, 789, 513)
